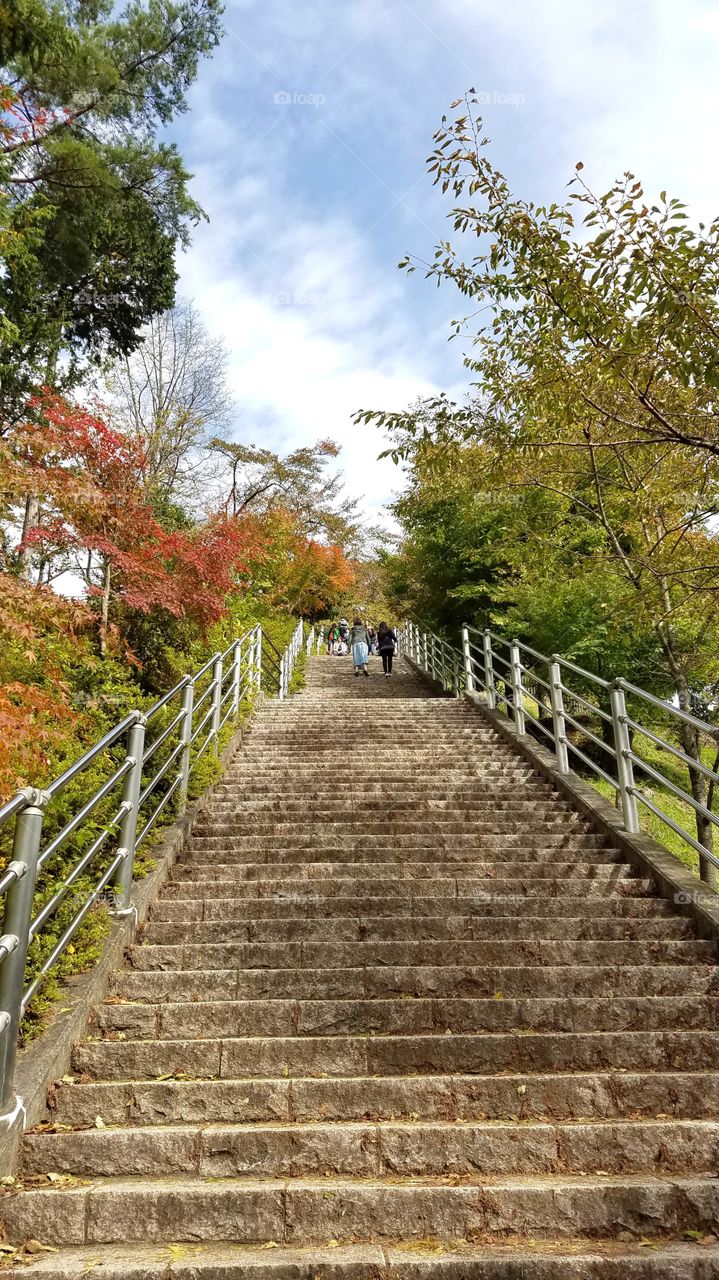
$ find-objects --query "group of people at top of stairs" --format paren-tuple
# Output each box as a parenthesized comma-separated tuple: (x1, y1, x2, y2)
(325, 617, 398, 677)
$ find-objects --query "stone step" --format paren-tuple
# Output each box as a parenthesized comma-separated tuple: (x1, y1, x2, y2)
(164, 847, 627, 871)
(140, 915, 693, 946)
(4, 1172, 719, 1246)
(174, 853, 621, 872)
(127, 938, 714, 972)
(156, 891, 663, 915)
(5, 1240, 719, 1280)
(91, 995, 719, 1041)
(157, 875, 642, 899)
(185, 835, 612, 851)
(50, 1069, 719, 1128)
(22, 1117, 719, 1180)
(71, 1029, 719, 1081)
(108, 963, 717, 1004)
(193, 818, 596, 835)
(202, 799, 584, 814)
(168, 862, 629, 884)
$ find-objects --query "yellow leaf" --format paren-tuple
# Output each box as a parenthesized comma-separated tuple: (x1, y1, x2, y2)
(94, 1116, 106, 1129)
(261, 1242, 280, 1250)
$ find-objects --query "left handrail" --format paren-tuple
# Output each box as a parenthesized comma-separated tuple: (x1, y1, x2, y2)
(0, 617, 304, 1122)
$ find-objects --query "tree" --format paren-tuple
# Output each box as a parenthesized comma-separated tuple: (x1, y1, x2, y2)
(106, 300, 234, 504)
(211, 438, 362, 552)
(2, 393, 266, 653)
(0, 0, 223, 419)
(356, 98, 719, 874)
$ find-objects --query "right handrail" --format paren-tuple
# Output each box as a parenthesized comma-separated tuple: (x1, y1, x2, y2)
(405, 619, 719, 891)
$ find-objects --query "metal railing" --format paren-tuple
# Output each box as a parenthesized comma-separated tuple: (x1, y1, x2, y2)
(0, 618, 304, 1122)
(404, 619, 719, 889)
(402, 620, 465, 697)
(260, 618, 303, 700)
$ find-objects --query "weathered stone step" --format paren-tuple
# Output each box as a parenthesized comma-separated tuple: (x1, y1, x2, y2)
(186, 834, 612, 851)
(72, 1029, 719, 1081)
(23, 1117, 719, 1179)
(157, 875, 640, 900)
(4, 1172, 719, 1246)
(174, 853, 621, 874)
(167, 862, 628, 886)
(194, 818, 595, 835)
(92, 994, 719, 1041)
(127, 938, 714, 972)
(157, 891, 663, 915)
(140, 915, 692, 946)
(203, 799, 581, 815)
(109, 962, 717, 1005)
(5, 1239, 718, 1280)
(50, 1069, 719, 1128)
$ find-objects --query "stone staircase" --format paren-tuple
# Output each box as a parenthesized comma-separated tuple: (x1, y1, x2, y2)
(3, 652, 719, 1277)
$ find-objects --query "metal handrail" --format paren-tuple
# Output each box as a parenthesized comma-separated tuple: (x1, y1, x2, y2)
(0, 617, 305, 1119)
(406, 619, 719, 891)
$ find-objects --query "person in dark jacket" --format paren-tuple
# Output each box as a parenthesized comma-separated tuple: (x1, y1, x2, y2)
(350, 617, 370, 677)
(377, 621, 397, 676)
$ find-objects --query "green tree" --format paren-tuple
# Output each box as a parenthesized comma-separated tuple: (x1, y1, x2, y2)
(0, 0, 223, 419)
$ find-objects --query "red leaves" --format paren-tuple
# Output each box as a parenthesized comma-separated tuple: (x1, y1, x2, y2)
(5, 393, 272, 639)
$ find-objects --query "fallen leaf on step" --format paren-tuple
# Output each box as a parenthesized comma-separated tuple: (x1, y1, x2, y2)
(94, 1116, 106, 1129)
(327, 1240, 339, 1248)
(516, 1085, 527, 1096)
(261, 1241, 280, 1249)
(24, 1240, 58, 1255)
(61, 1075, 76, 1084)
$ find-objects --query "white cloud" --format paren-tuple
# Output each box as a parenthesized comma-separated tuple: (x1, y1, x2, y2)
(174, 0, 719, 539)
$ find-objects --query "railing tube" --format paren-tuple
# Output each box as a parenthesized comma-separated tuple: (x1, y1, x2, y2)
(461, 625, 475, 693)
(610, 682, 639, 833)
(178, 679, 195, 808)
(549, 659, 569, 773)
(113, 717, 146, 912)
(510, 641, 526, 735)
(255, 627, 262, 693)
(211, 654, 223, 754)
(483, 630, 496, 710)
(231, 640, 242, 717)
(279, 653, 286, 701)
(0, 792, 46, 1115)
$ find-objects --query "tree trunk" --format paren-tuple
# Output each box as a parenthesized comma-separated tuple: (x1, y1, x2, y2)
(99, 560, 111, 657)
(18, 493, 40, 578)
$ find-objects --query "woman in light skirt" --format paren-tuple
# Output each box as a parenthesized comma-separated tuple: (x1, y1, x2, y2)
(350, 617, 370, 678)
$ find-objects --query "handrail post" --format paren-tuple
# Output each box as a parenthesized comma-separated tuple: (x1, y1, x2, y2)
(211, 653, 223, 753)
(231, 640, 242, 717)
(0, 790, 46, 1115)
(178, 679, 194, 808)
(510, 641, 526, 734)
(483, 630, 496, 710)
(461, 625, 475, 693)
(113, 715, 146, 913)
(610, 681, 639, 833)
(279, 653, 286, 701)
(255, 627, 262, 693)
(422, 631, 428, 675)
(549, 659, 569, 773)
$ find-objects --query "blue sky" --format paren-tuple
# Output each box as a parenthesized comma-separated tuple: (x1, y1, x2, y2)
(169, 0, 719, 530)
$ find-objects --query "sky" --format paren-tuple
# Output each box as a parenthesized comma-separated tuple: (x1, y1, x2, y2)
(169, 0, 719, 535)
